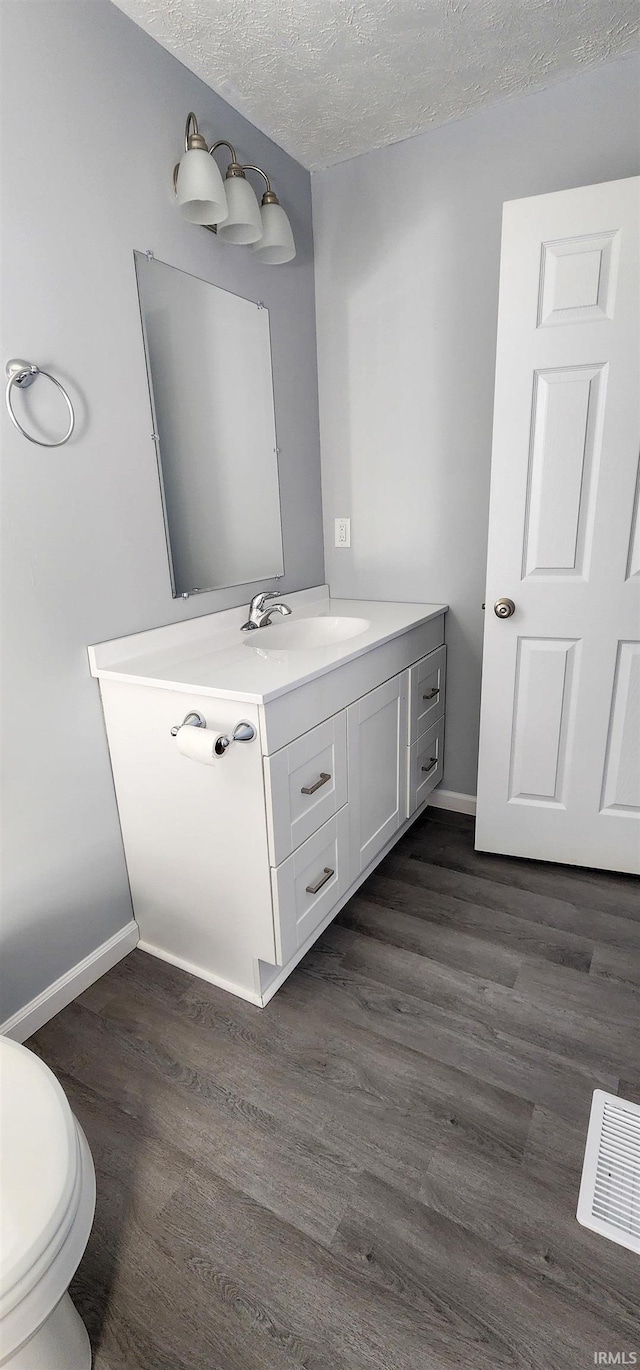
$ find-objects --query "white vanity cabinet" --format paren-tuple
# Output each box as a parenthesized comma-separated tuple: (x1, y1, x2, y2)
(89, 590, 447, 1007)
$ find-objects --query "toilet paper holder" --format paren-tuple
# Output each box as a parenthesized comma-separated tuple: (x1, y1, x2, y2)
(170, 711, 256, 755)
(170, 711, 206, 737)
(213, 721, 256, 755)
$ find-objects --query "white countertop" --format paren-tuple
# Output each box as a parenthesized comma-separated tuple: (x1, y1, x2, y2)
(89, 587, 448, 704)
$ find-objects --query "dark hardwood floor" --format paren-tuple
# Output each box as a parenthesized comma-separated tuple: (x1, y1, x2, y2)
(30, 809, 640, 1370)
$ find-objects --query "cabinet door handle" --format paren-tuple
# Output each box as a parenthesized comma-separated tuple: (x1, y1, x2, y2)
(421, 757, 438, 774)
(422, 687, 439, 701)
(301, 771, 331, 795)
(306, 866, 334, 895)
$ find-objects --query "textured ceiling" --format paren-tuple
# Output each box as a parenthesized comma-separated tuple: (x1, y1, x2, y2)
(111, 0, 639, 169)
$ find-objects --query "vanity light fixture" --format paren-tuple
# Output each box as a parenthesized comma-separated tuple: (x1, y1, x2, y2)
(173, 113, 296, 264)
(214, 146, 263, 245)
(174, 113, 228, 225)
(242, 166, 296, 265)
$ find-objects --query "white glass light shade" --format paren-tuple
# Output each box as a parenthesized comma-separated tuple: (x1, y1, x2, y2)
(252, 202, 296, 264)
(217, 175, 263, 244)
(175, 149, 228, 225)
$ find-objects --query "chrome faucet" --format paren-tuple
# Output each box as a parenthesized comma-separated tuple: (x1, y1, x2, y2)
(241, 591, 292, 631)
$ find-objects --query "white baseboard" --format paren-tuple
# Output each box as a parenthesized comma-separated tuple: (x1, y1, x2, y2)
(137, 939, 264, 1007)
(427, 787, 477, 816)
(0, 920, 139, 1043)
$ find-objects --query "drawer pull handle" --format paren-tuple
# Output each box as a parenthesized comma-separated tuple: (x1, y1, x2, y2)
(421, 757, 438, 774)
(306, 866, 334, 895)
(422, 688, 439, 701)
(301, 772, 331, 795)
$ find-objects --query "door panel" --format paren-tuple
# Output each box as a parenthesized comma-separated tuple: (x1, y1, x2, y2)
(538, 229, 620, 327)
(508, 638, 579, 805)
(601, 642, 640, 813)
(626, 466, 640, 580)
(523, 365, 606, 579)
(476, 177, 639, 873)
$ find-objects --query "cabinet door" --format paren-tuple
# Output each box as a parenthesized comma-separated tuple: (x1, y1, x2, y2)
(348, 674, 408, 878)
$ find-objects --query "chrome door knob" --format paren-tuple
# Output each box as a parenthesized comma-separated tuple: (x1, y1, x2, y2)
(494, 597, 515, 619)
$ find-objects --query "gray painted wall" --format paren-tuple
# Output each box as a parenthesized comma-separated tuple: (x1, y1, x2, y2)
(0, 0, 324, 1020)
(313, 55, 640, 798)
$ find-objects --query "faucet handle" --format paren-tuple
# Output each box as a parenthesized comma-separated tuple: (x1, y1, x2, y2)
(250, 590, 279, 612)
(241, 589, 283, 631)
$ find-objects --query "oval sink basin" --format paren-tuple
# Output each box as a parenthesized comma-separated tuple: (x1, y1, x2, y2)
(246, 615, 371, 651)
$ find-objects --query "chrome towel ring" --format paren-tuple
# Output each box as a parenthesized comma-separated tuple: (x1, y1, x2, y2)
(5, 358, 75, 447)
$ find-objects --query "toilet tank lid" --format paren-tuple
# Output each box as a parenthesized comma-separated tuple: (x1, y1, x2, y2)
(0, 1038, 79, 1302)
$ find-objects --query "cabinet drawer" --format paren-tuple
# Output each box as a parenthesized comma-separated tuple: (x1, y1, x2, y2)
(264, 711, 347, 865)
(409, 645, 446, 742)
(271, 807, 350, 966)
(407, 716, 445, 815)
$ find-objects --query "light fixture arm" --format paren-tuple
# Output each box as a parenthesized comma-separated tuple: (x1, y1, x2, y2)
(183, 112, 208, 152)
(184, 112, 198, 148)
(209, 139, 238, 165)
(241, 164, 278, 204)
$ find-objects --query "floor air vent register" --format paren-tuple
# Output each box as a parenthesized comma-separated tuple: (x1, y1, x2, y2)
(577, 1091, 640, 1254)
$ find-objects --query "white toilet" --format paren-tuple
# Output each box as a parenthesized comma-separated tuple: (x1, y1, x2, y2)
(0, 1037, 96, 1369)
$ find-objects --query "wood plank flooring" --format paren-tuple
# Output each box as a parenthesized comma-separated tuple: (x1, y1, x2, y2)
(29, 809, 640, 1370)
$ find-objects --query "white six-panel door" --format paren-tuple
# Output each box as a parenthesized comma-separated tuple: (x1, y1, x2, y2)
(476, 177, 639, 874)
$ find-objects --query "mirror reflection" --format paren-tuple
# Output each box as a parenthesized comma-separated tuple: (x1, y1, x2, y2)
(134, 252, 284, 597)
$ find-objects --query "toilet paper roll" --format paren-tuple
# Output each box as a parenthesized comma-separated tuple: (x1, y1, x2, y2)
(175, 725, 217, 766)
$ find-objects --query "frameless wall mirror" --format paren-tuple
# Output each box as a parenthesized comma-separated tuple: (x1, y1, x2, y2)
(134, 252, 284, 597)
